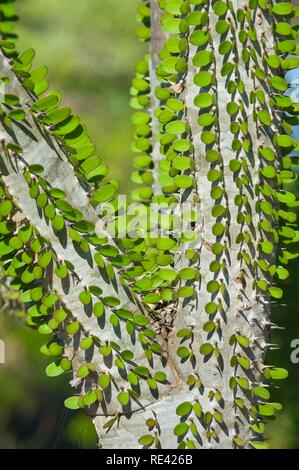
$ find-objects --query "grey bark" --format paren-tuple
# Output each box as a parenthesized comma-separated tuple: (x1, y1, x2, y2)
(0, 1, 280, 449)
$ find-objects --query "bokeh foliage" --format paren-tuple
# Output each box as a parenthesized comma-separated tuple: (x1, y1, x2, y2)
(17, 0, 145, 193)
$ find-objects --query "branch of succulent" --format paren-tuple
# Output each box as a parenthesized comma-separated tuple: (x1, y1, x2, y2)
(0, 0, 298, 449)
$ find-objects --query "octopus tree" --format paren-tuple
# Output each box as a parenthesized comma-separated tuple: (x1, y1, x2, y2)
(0, 0, 297, 449)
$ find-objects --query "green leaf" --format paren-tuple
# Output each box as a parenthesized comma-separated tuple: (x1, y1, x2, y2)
(154, 371, 167, 382)
(205, 301, 217, 315)
(194, 71, 213, 87)
(49, 188, 66, 199)
(177, 346, 190, 359)
(179, 268, 198, 280)
(17, 48, 35, 66)
(189, 30, 209, 47)
(31, 92, 60, 112)
(38, 251, 52, 268)
(227, 102, 239, 116)
(0, 200, 13, 217)
(193, 402, 202, 418)
(138, 435, 154, 446)
(28, 164, 44, 174)
(219, 40, 232, 55)
(64, 396, 81, 410)
(215, 19, 230, 34)
(212, 223, 225, 236)
(277, 39, 296, 53)
(193, 51, 213, 67)
(272, 3, 294, 16)
(275, 22, 292, 36)
(167, 98, 184, 112)
(275, 266, 289, 280)
(172, 139, 191, 152)
(194, 93, 213, 109)
(3, 94, 19, 106)
(174, 422, 189, 437)
(198, 113, 215, 127)
(213, 1, 228, 16)
(177, 328, 192, 339)
(261, 165, 276, 179)
(38, 324, 53, 335)
(55, 263, 68, 279)
(117, 391, 130, 406)
(276, 191, 296, 204)
(31, 287, 43, 302)
(98, 373, 110, 390)
(0, 40, 15, 50)
(37, 192, 48, 209)
(31, 65, 48, 84)
(207, 280, 219, 294)
(157, 237, 176, 250)
(172, 156, 191, 171)
(73, 220, 95, 233)
(177, 286, 194, 298)
(275, 135, 293, 148)
(54, 116, 80, 136)
(79, 290, 92, 305)
(264, 368, 288, 380)
(51, 215, 64, 232)
(199, 343, 214, 356)
(134, 366, 150, 377)
(48, 342, 63, 356)
(236, 335, 249, 348)
(66, 322, 80, 335)
(8, 109, 26, 121)
(144, 292, 161, 304)
(221, 62, 234, 76)
(175, 175, 193, 189)
(251, 423, 265, 434)
(76, 365, 90, 379)
(92, 183, 118, 204)
(268, 286, 283, 299)
(176, 401, 192, 417)
(253, 386, 271, 400)
(161, 18, 182, 34)
(203, 321, 216, 333)
(256, 404, 274, 417)
(257, 110, 271, 126)
(237, 377, 250, 390)
(54, 309, 68, 323)
(133, 314, 149, 326)
(237, 356, 250, 370)
(269, 76, 288, 91)
(103, 416, 118, 430)
(83, 390, 97, 407)
(80, 337, 93, 350)
(46, 361, 65, 378)
(147, 377, 157, 390)
(201, 131, 216, 144)
(93, 301, 105, 318)
(251, 441, 269, 450)
(44, 107, 71, 125)
(165, 120, 187, 135)
(35, 79, 49, 96)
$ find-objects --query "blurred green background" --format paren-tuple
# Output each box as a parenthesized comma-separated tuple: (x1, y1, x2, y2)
(0, 0, 298, 449)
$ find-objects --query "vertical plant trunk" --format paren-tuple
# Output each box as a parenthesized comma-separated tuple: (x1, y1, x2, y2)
(94, 0, 287, 449)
